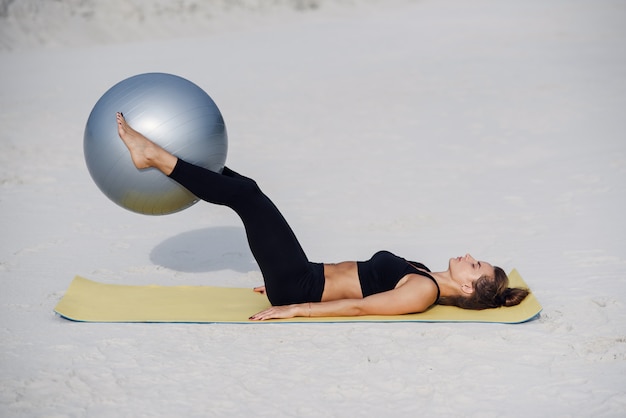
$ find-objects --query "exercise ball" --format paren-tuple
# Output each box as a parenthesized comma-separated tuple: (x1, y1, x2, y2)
(84, 73, 228, 215)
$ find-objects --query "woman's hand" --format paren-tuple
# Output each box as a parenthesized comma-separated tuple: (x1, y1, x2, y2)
(249, 286, 303, 320)
(249, 304, 302, 321)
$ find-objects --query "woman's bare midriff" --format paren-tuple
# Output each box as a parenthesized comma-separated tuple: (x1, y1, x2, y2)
(321, 261, 429, 302)
(321, 261, 363, 301)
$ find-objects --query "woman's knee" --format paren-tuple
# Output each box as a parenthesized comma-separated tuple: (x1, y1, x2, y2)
(234, 177, 262, 199)
(225, 178, 266, 211)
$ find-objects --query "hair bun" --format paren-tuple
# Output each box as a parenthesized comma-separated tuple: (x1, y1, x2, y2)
(502, 287, 530, 307)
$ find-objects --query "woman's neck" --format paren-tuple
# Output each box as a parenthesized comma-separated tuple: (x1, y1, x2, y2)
(429, 270, 462, 298)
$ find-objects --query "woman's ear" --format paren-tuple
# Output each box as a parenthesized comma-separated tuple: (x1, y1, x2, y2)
(461, 283, 474, 295)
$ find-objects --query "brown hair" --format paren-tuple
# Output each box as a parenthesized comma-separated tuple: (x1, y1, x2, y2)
(437, 266, 529, 310)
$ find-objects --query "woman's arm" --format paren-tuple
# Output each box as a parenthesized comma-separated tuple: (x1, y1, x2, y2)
(249, 276, 438, 321)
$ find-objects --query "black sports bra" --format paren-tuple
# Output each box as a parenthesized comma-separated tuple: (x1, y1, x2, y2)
(356, 250, 440, 300)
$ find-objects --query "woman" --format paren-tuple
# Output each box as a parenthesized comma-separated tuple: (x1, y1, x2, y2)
(116, 112, 529, 321)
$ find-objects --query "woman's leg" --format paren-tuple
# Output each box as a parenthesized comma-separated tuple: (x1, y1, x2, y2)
(168, 160, 321, 305)
(117, 113, 322, 305)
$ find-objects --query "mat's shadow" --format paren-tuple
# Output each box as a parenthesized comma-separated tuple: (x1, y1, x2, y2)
(150, 226, 258, 273)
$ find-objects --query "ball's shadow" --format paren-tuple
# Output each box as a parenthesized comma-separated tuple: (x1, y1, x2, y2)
(150, 226, 258, 273)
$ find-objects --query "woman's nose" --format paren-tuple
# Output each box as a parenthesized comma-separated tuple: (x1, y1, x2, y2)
(465, 253, 475, 262)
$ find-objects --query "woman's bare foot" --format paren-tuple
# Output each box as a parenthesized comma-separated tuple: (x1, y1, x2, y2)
(116, 112, 177, 175)
(116, 112, 159, 169)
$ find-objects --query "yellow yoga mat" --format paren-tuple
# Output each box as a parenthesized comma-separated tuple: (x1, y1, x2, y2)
(54, 269, 541, 324)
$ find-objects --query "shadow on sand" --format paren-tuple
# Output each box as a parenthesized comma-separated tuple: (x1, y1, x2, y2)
(150, 226, 258, 273)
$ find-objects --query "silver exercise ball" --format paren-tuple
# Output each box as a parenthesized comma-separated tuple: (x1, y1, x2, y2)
(84, 73, 228, 215)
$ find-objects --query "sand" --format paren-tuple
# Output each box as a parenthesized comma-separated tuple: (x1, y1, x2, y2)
(1, 0, 625, 416)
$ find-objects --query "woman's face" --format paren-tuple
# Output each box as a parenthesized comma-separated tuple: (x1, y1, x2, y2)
(449, 254, 495, 290)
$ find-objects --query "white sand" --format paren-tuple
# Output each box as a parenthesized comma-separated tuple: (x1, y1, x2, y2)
(1, 0, 625, 416)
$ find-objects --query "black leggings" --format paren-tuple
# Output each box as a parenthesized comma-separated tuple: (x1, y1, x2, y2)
(168, 159, 325, 305)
